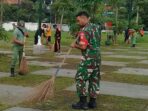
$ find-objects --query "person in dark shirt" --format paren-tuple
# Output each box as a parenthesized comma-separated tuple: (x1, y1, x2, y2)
(54, 25, 61, 53)
(34, 24, 46, 45)
(124, 28, 130, 44)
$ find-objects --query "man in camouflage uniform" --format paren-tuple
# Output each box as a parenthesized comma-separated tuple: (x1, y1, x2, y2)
(71, 11, 101, 110)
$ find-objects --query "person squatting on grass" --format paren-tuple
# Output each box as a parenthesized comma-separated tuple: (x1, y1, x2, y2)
(10, 20, 29, 77)
(71, 11, 101, 110)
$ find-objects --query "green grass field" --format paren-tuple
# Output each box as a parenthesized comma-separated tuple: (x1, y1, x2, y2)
(0, 31, 148, 111)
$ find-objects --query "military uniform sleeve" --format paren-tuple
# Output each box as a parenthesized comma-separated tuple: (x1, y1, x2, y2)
(78, 32, 88, 47)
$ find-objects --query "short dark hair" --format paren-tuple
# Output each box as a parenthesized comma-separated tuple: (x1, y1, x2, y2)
(76, 11, 90, 18)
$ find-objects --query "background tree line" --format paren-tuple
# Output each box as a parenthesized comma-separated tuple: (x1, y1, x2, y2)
(1, 0, 148, 31)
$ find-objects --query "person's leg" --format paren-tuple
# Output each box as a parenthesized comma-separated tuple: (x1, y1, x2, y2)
(10, 47, 19, 77)
(54, 38, 58, 52)
(48, 37, 52, 49)
(34, 35, 38, 44)
(124, 36, 127, 43)
(18, 47, 23, 67)
(58, 39, 61, 53)
(132, 44, 136, 47)
(72, 61, 88, 110)
(88, 65, 100, 108)
(46, 37, 48, 45)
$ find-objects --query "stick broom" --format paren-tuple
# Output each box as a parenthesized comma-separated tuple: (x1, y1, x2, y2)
(27, 38, 77, 103)
(18, 37, 28, 75)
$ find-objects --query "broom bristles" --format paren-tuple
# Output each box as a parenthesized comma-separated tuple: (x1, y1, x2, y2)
(19, 57, 28, 75)
(26, 76, 55, 103)
(25, 38, 75, 104)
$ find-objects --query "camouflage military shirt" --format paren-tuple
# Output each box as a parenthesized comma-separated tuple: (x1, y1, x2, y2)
(75, 23, 101, 97)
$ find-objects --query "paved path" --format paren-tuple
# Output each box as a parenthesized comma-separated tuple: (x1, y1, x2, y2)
(66, 81, 148, 99)
(101, 52, 114, 55)
(115, 68, 148, 76)
(139, 60, 148, 64)
(105, 55, 147, 59)
(28, 60, 128, 67)
(4, 107, 43, 111)
(0, 50, 12, 55)
(57, 54, 147, 60)
(0, 46, 148, 110)
(0, 72, 9, 78)
(32, 68, 104, 78)
(127, 51, 148, 55)
(111, 48, 148, 51)
(28, 61, 67, 67)
(56, 54, 81, 59)
(7, 55, 41, 60)
(0, 84, 32, 105)
(102, 61, 128, 67)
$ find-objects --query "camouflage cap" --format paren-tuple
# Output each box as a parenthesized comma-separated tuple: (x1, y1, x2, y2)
(17, 20, 25, 27)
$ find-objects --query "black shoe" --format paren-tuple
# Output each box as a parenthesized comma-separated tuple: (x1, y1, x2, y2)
(72, 96, 88, 110)
(88, 98, 97, 109)
(10, 68, 15, 77)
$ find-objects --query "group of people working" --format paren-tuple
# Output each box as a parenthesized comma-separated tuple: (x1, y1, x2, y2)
(10, 11, 103, 110)
(34, 23, 61, 53)
(124, 28, 144, 47)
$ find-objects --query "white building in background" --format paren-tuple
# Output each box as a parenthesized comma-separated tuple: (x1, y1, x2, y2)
(2, 22, 70, 32)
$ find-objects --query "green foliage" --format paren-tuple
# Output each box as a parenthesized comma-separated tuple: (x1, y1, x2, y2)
(138, 0, 148, 30)
(1, 0, 148, 31)
(0, 27, 8, 41)
(129, 22, 144, 31)
(69, 23, 80, 36)
(3, 0, 40, 22)
(117, 20, 128, 33)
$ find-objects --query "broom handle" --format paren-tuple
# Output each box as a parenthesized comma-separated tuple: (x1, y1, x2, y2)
(54, 37, 78, 77)
(23, 36, 26, 57)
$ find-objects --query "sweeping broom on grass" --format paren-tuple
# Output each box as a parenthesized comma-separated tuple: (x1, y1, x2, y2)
(18, 37, 29, 75)
(27, 38, 77, 103)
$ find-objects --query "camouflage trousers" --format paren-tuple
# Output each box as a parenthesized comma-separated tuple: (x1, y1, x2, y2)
(75, 58, 100, 98)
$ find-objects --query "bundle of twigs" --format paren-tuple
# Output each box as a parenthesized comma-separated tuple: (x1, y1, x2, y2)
(27, 45, 73, 103)
(19, 37, 28, 75)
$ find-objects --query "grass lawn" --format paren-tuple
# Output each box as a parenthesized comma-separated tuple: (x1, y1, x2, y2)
(0, 74, 147, 111)
(0, 74, 50, 87)
(0, 31, 148, 111)
(0, 103, 9, 111)
(31, 92, 148, 111)
(0, 54, 49, 73)
(102, 72, 148, 85)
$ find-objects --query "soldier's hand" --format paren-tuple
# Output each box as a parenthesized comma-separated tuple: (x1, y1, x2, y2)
(21, 41, 25, 46)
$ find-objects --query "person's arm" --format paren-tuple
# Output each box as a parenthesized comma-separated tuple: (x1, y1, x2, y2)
(24, 28, 29, 37)
(24, 32, 29, 37)
(71, 32, 88, 50)
(12, 30, 24, 45)
(12, 37, 24, 45)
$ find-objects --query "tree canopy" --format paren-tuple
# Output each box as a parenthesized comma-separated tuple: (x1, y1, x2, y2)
(1, 0, 148, 30)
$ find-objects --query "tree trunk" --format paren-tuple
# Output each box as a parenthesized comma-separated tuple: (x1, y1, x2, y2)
(54, 13, 57, 24)
(136, 6, 139, 24)
(0, 0, 3, 27)
(115, 7, 118, 27)
(60, 8, 64, 29)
